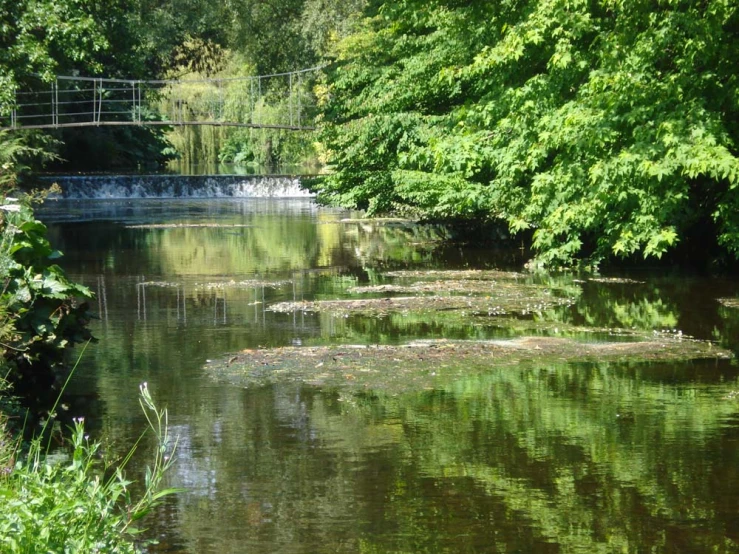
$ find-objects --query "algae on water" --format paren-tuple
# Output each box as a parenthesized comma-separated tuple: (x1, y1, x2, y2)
(383, 269, 526, 280)
(270, 270, 580, 317)
(210, 269, 733, 393)
(269, 294, 575, 317)
(207, 337, 732, 393)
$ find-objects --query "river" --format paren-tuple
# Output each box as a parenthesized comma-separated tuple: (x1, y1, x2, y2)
(36, 179, 739, 553)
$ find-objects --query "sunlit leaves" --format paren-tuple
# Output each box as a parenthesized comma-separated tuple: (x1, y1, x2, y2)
(0, 0, 107, 106)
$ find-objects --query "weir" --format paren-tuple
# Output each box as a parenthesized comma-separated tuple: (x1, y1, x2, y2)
(42, 174, 314, 199)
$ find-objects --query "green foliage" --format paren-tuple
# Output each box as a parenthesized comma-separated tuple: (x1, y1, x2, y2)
(0, 383, 178, 553)
(318, 0, 739, 267)
(0, 133, 28, 194)
(161, 57, 322, 170)
(0, 131, 59, 196)
(1, 195, 93, 401)
(218, 98, 320, 170)
(301, 0, 367, 55)
(0, 0, 106, 94)
(224, 0, 316, 75)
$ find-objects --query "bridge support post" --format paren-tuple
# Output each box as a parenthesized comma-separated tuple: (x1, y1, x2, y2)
(11, 86, 17, 130)
(250, 78, 255, 124)
(97, 78, 103, 124)
(52, 80, 59, 127)
(217, 79, 224, 122)
(289, 72, 293, 127)
(297, 74, 302, 128)
(131, 81, 137, 124)
(91, 79, 96, 124)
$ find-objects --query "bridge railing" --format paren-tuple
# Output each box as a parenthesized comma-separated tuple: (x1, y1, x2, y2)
(1, 67, 321, 131)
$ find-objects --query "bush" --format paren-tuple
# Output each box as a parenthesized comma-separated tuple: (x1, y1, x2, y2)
(318, 0, 739, 267)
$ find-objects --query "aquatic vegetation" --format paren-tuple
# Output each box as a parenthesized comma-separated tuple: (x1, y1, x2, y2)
(198, 279, 293, 290)
(207, 336, 731, 393)
(273, 269, 579, 316)
(383, 269, 525, 280)
(225, 268, 731, 394)
(718, 298, 739, 309)
(270, 293, 575, 318)
(139, 279, 292, 289)
(350, 279, 548, 295)
(340, 218, 418, 225)
(583, 277, 646, 285)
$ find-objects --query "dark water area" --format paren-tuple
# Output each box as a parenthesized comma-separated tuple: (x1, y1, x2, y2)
(35, 195, 739, 553)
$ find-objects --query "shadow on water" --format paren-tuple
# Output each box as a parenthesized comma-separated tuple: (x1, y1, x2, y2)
(35, 194, 739, 553)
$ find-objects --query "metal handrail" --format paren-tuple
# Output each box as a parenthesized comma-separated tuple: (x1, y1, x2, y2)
(2, 67, 323, 131)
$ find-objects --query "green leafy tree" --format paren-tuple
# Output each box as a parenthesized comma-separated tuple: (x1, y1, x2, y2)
(0, 0, 108, 109)
(224, 0, 317, 75)
(318, 0, 739, 267)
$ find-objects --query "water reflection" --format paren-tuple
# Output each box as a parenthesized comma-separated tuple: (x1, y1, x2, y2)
(155, 362, 739, 553)
(34, 198, 739, 553)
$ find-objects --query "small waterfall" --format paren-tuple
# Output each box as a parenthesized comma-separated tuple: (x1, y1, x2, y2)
(42, 174, 315, 199)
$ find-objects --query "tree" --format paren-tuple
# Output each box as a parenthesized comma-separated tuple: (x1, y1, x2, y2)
(0, 0, 108, 112)
(317, 0, 739, 267)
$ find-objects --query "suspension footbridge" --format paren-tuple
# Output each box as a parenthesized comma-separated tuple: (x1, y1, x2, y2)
(2, 66, 321, 131)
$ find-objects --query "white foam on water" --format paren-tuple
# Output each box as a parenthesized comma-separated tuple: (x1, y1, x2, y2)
(43, 175, 314, 199)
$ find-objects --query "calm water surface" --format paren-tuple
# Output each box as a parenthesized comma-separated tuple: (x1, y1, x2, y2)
(38, 197, 739, 553)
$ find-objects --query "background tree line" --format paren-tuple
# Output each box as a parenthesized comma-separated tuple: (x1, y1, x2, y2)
(0, 0, 365, 172)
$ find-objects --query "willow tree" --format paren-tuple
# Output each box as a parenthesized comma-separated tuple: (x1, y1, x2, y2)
(318, 0, 739, 266)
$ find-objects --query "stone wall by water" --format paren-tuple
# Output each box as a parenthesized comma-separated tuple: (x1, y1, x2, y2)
(42, 175, 314, 199)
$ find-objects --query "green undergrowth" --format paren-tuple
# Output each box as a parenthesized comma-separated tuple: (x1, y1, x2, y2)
(0, 381, 178, 554)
